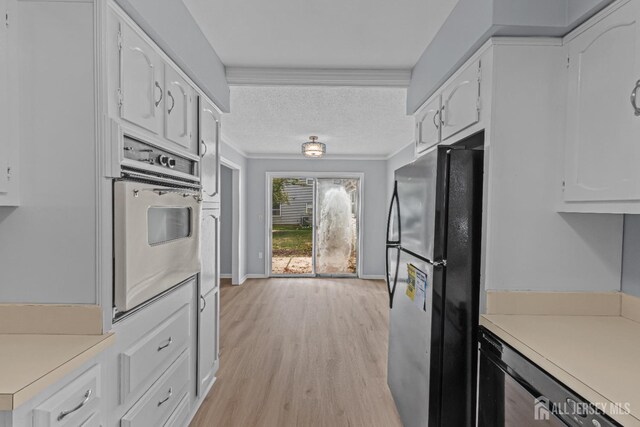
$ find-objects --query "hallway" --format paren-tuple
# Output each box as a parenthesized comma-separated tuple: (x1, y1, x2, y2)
(190, 278, 402, 427)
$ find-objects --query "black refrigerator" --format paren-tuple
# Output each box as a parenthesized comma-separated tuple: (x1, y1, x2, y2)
(386, 145, 483, 427)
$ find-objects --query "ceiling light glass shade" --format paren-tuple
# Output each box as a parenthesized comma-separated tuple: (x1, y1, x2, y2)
(301, 136, 326, 158)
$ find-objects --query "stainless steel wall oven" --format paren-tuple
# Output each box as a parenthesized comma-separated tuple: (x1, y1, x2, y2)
(113, 136, 201, 317)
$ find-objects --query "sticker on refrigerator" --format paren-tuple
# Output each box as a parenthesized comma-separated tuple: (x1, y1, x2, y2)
(407, 263, 428, 311)
(406, 264, 417, 301)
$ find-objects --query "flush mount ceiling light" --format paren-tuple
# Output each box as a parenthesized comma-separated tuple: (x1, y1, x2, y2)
(301, 136, 326, 158)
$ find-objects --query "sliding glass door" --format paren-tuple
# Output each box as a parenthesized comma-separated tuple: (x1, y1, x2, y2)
(315, 178, 359, 276)
(269, 176, 360, 277)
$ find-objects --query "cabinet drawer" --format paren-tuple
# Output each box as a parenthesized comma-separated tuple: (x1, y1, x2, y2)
(120, 304, 190, 403)
(163, 392, 190, 427)
(33, 365, 100, 427)
(121, 350, 190, 427)
(78, 412, 100, 427)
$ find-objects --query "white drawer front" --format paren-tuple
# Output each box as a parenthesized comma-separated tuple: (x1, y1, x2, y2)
(163, 392, 190, 427)
(121, 350, 190, 427)
(78, 411, 100, 427)
(33, 365, 100, 427)
(120, 304, 190, 403)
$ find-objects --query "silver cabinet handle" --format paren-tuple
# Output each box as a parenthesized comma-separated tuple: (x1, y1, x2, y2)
(157, 387, 172, 407)
(439, 105, 445, 125)
(200, 295, 207, 313)
(631, 80, 640, 116)
(57, 389, 92, 421)
(157, 337, 173, 351)
(154, 81, 163, 107)
(167, 90, 175, 115)
(200, 140, 207, 157)
(432, 108, 440, 129)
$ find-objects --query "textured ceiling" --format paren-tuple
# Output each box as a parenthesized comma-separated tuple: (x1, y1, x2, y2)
(222, 86, 414, 157)
(183, 0, 459, 69)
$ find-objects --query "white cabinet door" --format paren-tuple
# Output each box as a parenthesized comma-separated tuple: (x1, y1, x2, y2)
(0, 0, 9, 197)
(198, 288, 219, 395)
(441, 60, 481, 141)
(199, 98, 220, 202)
(200, 209, 219, 296)
(119, 21, 163, 135)
(416, 95, 441, 153)
(164, 64, 195, 152)
(564, 0, 640, 202)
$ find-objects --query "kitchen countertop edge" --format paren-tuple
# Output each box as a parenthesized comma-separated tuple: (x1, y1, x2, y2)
(0, 333, 115, 411)
(480, 315, 640, 427)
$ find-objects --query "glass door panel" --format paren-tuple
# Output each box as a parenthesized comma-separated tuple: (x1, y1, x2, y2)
(315, 178, 359, 276)
(271, 177, 315, 275)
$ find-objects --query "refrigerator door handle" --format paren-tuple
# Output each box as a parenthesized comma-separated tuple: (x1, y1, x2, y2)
(386, 246, 400, 309)
(386, 181, 401, 245)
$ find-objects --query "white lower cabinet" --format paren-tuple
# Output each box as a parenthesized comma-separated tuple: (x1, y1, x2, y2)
(120, 351, 190, 427)
(105, 280, 197, 427)
(33, 365, 101, 427)
(198, 288, 219, 395)
(200, 209, 220, 296)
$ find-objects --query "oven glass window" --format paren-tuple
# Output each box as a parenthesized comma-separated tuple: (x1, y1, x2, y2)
(148, 207, 191, 245)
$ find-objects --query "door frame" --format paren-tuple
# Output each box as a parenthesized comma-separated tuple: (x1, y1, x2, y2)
(220, 156, 242, 285)
(265, 172, 364, 278)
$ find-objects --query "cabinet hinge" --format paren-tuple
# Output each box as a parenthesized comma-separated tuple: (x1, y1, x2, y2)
(566, 56, 570, 68)
(117, 30, 123, 51)
(562, 180, 566, 189)
(477, 60, 482, 82)
(5, 12, 8, 29)
(6, 167, 11, 182)
(116, 89, 123, 108)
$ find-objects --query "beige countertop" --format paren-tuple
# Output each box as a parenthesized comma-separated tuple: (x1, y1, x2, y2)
(0, 333, 114, 411)
(481, 314, 640, 427)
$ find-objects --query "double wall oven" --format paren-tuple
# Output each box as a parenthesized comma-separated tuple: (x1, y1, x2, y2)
(113, 135, 202, 317)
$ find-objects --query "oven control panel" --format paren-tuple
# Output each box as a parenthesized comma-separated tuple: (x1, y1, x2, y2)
(122, 137, 196, 177)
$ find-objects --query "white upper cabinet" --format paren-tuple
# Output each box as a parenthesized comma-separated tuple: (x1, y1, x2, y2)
(416, 95, 441, 153)
(199, 98, 220, 202)
(118, 21, 163, 135)
(563, 0, 640, 203)
(441, 60, 481, 141)
(198, 288, 219, 395)
(164, 64, 196, 152)
(200, 209, 219, 296)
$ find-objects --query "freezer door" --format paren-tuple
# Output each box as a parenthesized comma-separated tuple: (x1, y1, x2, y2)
(388, 250, 434, 427)
(387, 181, 401, 245)
(395, 150, 439, 259)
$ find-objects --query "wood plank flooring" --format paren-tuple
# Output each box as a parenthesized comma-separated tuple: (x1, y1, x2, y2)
(190, 278, 402, 427)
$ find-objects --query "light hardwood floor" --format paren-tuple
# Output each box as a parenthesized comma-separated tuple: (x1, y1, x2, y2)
(190, 277, 402, 427)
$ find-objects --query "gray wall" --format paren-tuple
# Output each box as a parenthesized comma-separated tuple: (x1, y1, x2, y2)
(115, 0, 230, 112)
(386, 143, 417, 205)
(246, 158, 388, 277)
(622, 215, 640, 297)
(407, 0, 613, 114)
(220, 165, 233, 276)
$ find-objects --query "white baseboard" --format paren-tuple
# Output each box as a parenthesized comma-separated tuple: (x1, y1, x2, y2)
(237, 273, 267, 285)
(359, 274, 386, 280)
(220, 273, 232, 279)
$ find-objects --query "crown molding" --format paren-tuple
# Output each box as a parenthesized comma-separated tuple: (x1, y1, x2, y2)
(226, 67, 412, 87)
